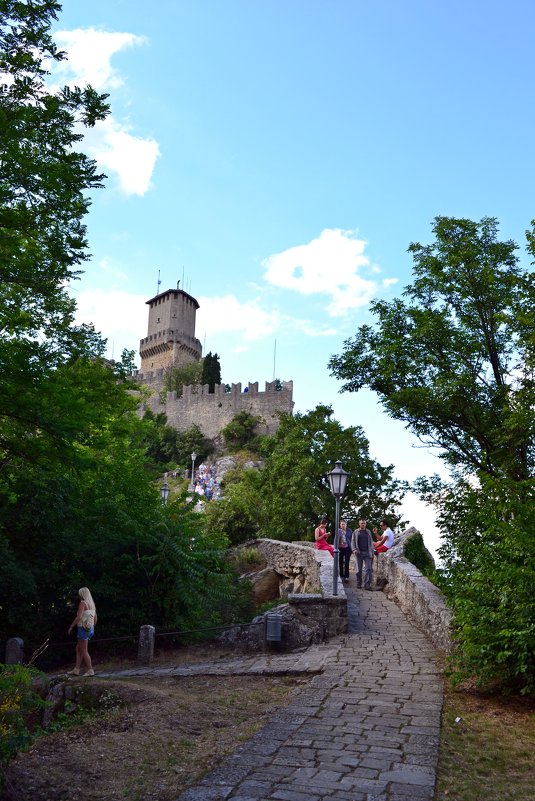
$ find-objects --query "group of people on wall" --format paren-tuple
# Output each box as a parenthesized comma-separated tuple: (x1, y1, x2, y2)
(314, 517, 395, 590)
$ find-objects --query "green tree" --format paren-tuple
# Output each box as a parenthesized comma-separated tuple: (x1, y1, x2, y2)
(207, 405, 405, 544)
(256, 405, 405, 540)
(417, 474, 535, 695)
(201, 351, 222, 392)
(142, 412, 213, 471)
(329, 216, 535, 481)
(0, 0, 110, 471)
(113, 348, 138, 380)
(0, 3, 247, 658)
(161, 361, 203, 398)
(221, 411, 262, 452)
(330, 216, 535, 694)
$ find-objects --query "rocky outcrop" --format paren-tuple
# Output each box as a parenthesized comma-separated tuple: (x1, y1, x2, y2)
(244, 566, 280, 605)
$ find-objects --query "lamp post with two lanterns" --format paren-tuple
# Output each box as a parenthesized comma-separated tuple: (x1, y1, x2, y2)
(327, 460, 349, 597)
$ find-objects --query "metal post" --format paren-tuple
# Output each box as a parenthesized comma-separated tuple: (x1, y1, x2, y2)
(332, 496, 341, 596)
(191, 452, 197, 482)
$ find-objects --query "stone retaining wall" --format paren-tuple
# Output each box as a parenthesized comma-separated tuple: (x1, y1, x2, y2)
(221, 540, 346, 650)
(375, 527, 453, 653)
(255, 538, 348, 639)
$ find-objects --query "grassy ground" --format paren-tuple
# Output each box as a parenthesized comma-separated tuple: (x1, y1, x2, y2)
(2, 673, 304, 801)
(435, 679, 535, 801)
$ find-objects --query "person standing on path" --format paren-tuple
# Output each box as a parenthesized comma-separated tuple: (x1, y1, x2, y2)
(338, 519, 352, 583)
(67, 587, 97, 676)
(374, 519, 395, 553)
(314, 517, 334, 556)
(352, 518, 374, 589)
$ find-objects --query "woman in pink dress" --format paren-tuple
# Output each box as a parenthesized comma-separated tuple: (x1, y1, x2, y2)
(314, 517, 334, 556)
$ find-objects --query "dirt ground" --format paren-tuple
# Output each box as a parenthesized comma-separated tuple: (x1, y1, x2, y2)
(2, 650, 307, 801)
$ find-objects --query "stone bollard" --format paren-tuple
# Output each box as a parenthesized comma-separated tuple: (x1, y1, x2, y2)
(5, 637, 24, 665)
(137, 625, 155, 664)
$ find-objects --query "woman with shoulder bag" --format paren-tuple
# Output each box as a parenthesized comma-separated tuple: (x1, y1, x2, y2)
(338, 520, 352, 583)
(67, 586, 97, 677)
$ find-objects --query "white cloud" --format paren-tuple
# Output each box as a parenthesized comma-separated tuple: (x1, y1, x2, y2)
(50, 28, 160, 196)
(98, 256, 128, 283)
(74, 288, 147, 360)
(262, 228, 385, 316)
(54, 28, 146, 90)
(294, 322, 338, 337)
(87, 118, 160, 196)
(197, 295, 281, 341)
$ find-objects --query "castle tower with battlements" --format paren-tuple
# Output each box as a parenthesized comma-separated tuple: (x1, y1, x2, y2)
(139, 287, 202, 374)
(135, 287, 294, 438)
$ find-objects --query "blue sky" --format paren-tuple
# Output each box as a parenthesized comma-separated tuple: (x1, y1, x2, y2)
(51, 0, 535, 557)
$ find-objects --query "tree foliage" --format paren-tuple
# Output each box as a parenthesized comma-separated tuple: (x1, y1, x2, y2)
(201, 351, 222, 392)
(330, 215, 535, 693)
(329, 216, 535, 481)
(142, 412, 213, 472)
(0, 2, 250, 659)
(161, 361, 203, 398)
(221, 411, 262, 452)
(206, 405, 406, 544)
(0, 0, 110, 470)
(417, 474, 535, 695)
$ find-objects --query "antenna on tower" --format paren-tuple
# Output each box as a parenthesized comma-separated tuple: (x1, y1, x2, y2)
(157, 269, 161, 295)
(273, 338, 277, 380)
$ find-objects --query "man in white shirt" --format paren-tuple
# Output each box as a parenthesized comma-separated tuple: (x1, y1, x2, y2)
(374, 519, 395, 553)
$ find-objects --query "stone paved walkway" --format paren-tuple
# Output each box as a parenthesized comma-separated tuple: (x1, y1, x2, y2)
(83, 577, 442, 800)
(167, 579, 444, 801)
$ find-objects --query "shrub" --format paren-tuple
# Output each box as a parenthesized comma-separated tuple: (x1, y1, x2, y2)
(403, 531, 436, 579)
(0, 665, 45, 790)
(428, 475, 535, 695)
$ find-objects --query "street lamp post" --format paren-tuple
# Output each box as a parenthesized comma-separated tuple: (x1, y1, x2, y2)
(191, 451, 197, 484)
(327, 460, 349, 597)
(161, 472, 170, 505)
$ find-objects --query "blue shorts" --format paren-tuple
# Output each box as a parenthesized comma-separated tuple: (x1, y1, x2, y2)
(77, 625, 94, 640)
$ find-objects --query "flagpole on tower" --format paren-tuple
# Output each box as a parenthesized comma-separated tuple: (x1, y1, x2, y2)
(157, 269, 161, 295)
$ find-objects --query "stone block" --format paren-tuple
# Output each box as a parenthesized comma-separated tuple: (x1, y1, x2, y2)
(5, 636, 24, 664)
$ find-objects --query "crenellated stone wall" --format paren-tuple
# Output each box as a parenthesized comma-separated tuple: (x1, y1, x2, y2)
(136, 379, 294, 439)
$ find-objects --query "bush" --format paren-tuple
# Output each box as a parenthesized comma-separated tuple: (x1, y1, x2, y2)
(430, 476, 535, 695)
(221, 412, 262, 452)
(0, 665, 45, 790)
(403, 531, 436, 579)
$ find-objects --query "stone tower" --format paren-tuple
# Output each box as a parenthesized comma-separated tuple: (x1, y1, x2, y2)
(139, 287, 202, 374)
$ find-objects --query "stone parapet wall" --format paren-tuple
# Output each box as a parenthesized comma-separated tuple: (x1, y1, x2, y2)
(135, 380, 294, 439)
(254, 539, 347, 639)
(375, 527, 453, 653)
(254, 538, 321, 593)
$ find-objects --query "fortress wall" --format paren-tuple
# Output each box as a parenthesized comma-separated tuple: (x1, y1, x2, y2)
(139, 380, 294, 439)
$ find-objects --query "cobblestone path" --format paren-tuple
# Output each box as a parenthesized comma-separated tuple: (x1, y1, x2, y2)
(176, 582, 443, 801)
